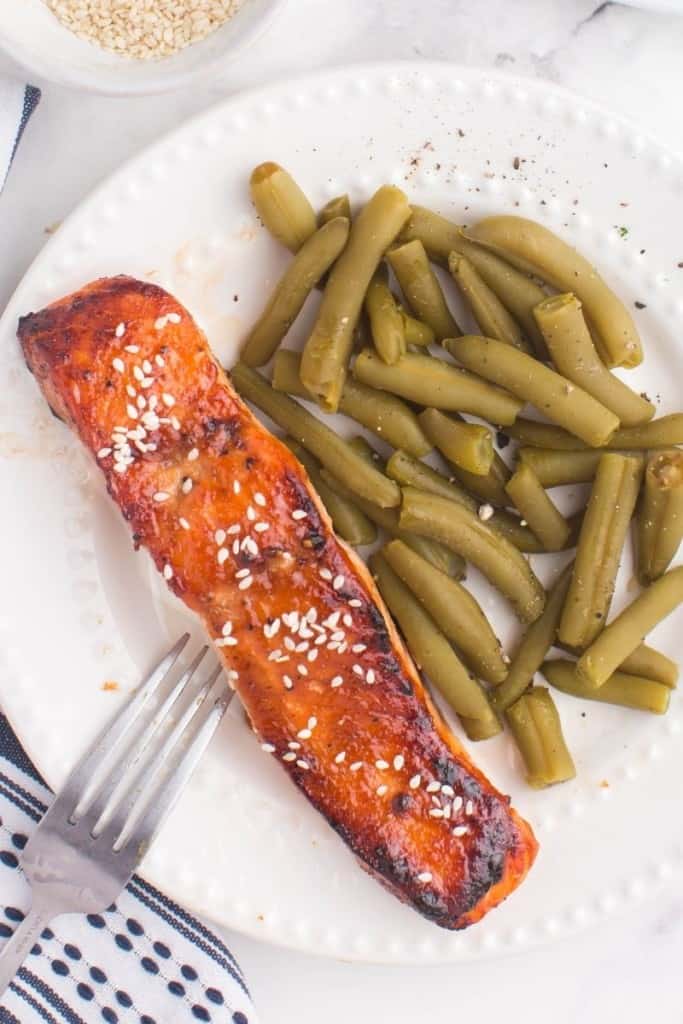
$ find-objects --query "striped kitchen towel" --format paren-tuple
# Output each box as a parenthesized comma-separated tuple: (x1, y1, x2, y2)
(0, 715, 257, 1024)
(0, 80, 40, 190)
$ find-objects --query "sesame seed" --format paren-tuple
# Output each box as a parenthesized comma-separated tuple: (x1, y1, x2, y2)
(349, 599, 362, 608)
(254, 492, 266, 506)
(350, 761, 363, 772)
(478, 503, 495, 521)
(452, 796, 463, 813)
(296, 760, 310, 770)
(126, 385, 137, 398)
(264, 618, 280, 639)
(283, 752, 297, 762)
(133, 365, 144, 382)
(297, 728, 312, 740)
(141, 377, 154, 388)
(227, 524, 241, 534)
(97, 447, 112, 459)
(417, 872, 433, 884)
(331, 631, 345, 643)
(292, 509, 307, 521)
(431, 796, 441, 807)
(520, 519, 527, 527)
(409, 775, 421, 789)
(113, 463, 126, 474)
(375, 760, 389, 770)
(331, 676, 343, 689)
(443, 804, 452, 820)
(465, 800, 474, 816)
(115, 322, 126, 338)
(125, 345, 139, 354)
(261, 743, 275, 753)
(188, 447, 199, 461)
(141, 359, 152, 375)
(246, 506, 256, 521)
(233, 480, 241, 494)
(127, 405, 139, 421)
(112, 357, 125, 373)
(334, 751, 346, 764)
(343, 614, 353, 628)
(154, 317, 167, 330)
(352, 665, 364, 678)
(254, 522, 269, 533)
(163, 564, 173, 580)
(333, 574, 345, 590)
(324, 612, 341, 628)
(153, 491, 170, 503)
(319, 568, 332, 581)
(217, 548, 229, 565)
(136, 395, 146, 410)
(284, 637, 296, 652)
(315, 634, 328, 646)
(222, 622, 233, 636)
(168, 312, 181, 324)
(288, 741, 301, 751)
(429, 808, 444, 818)
(426, 781, 441, 794)
(238, 576, 253, 590)
(376, 785, 388, 796)
(161, 393, 175, 408)
(283, 675, 293, 689)
(243, 537, 258, 556)
(393, 755, 405, 770)
(297, 665, 308, 676)
(441, 785, 455, 797)
(232, 539, 240, 555)
(307, 649, 318, 662)
(215, 529, 226, 545)
(452, 826, 469, 837)
(155, 354, 165, 368)
(366, 669, 376, 684)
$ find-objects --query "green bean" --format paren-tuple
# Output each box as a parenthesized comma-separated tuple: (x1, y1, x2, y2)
(505, 462, 570, 551)
(542, 660, 670, 714)
(230, 363, 400, 508)
(387, 239, 461, 340)
(559, 454, 643, 649)
(400, 486, 546, 622)
(282, 439, 376, 546)
(466, 216, 643, 369)
(449, 453, 512, 508)
(637, 450, 683, 584)
(508, 414, 683, 451)
(576, 566, 683, 688)
(347, 435, 381, 466)
(449, 252, 531, 352)
(386, 450, 478, 512)
(489, 508, 583, 553)
(240, 217, 350, 367)
(418, 408, 494, 476)
(399, 309, 436, 347)
(619, 644, 678, 689)
(318, 194, 351, 226)
(446, 335, 619, 447)
(460, 707, 504, 742)
(370, 552, 496, 722)
(533, 293, 654, 427)
(250, 162, 317, 252)
(383, 539, 507, 683)
(492, 562, 574, 713)
(365, 265, 406, 365)
(398, 205, 463, 261)
(272, 350, 432, 458)
(300, 185, 411, 412)
(518, 447, 617, 487)
(507, 687, 576, 788)
(321, 468, 465, 579)
(353, 349, 522, 426)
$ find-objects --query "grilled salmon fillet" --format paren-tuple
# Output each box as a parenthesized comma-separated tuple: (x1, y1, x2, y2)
(19, 275, 537, 929)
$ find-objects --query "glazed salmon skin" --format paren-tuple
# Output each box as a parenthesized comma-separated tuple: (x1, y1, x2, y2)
(19, 275, 537, 929)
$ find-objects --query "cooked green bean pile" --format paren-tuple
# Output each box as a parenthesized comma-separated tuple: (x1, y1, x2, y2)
(234, 163, 682, 789)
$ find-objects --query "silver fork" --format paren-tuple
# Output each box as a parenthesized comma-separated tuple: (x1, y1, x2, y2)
(0, 633, 233, 996)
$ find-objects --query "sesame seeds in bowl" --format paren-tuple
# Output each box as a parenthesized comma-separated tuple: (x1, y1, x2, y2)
(0, 0, 285, 96)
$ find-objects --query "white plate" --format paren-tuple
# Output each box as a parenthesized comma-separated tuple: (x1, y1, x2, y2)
(1, 63, 682, 965)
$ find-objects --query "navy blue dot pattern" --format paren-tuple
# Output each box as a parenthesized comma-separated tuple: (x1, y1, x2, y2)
(0, 713, 255, 1023)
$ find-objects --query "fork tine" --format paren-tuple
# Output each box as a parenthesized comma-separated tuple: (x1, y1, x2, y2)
(47, 633, 190, 819)
(80, 645, 210, 828)
(108, 668, 232, 861)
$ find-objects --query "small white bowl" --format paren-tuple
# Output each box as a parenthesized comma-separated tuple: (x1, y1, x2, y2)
(0, 0, 286, 96)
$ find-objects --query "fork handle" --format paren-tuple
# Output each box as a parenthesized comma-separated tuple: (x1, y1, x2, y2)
(0, 902, 53, 997)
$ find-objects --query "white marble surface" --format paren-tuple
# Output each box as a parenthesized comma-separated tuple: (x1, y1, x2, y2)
(1, 1, 683, 1021)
